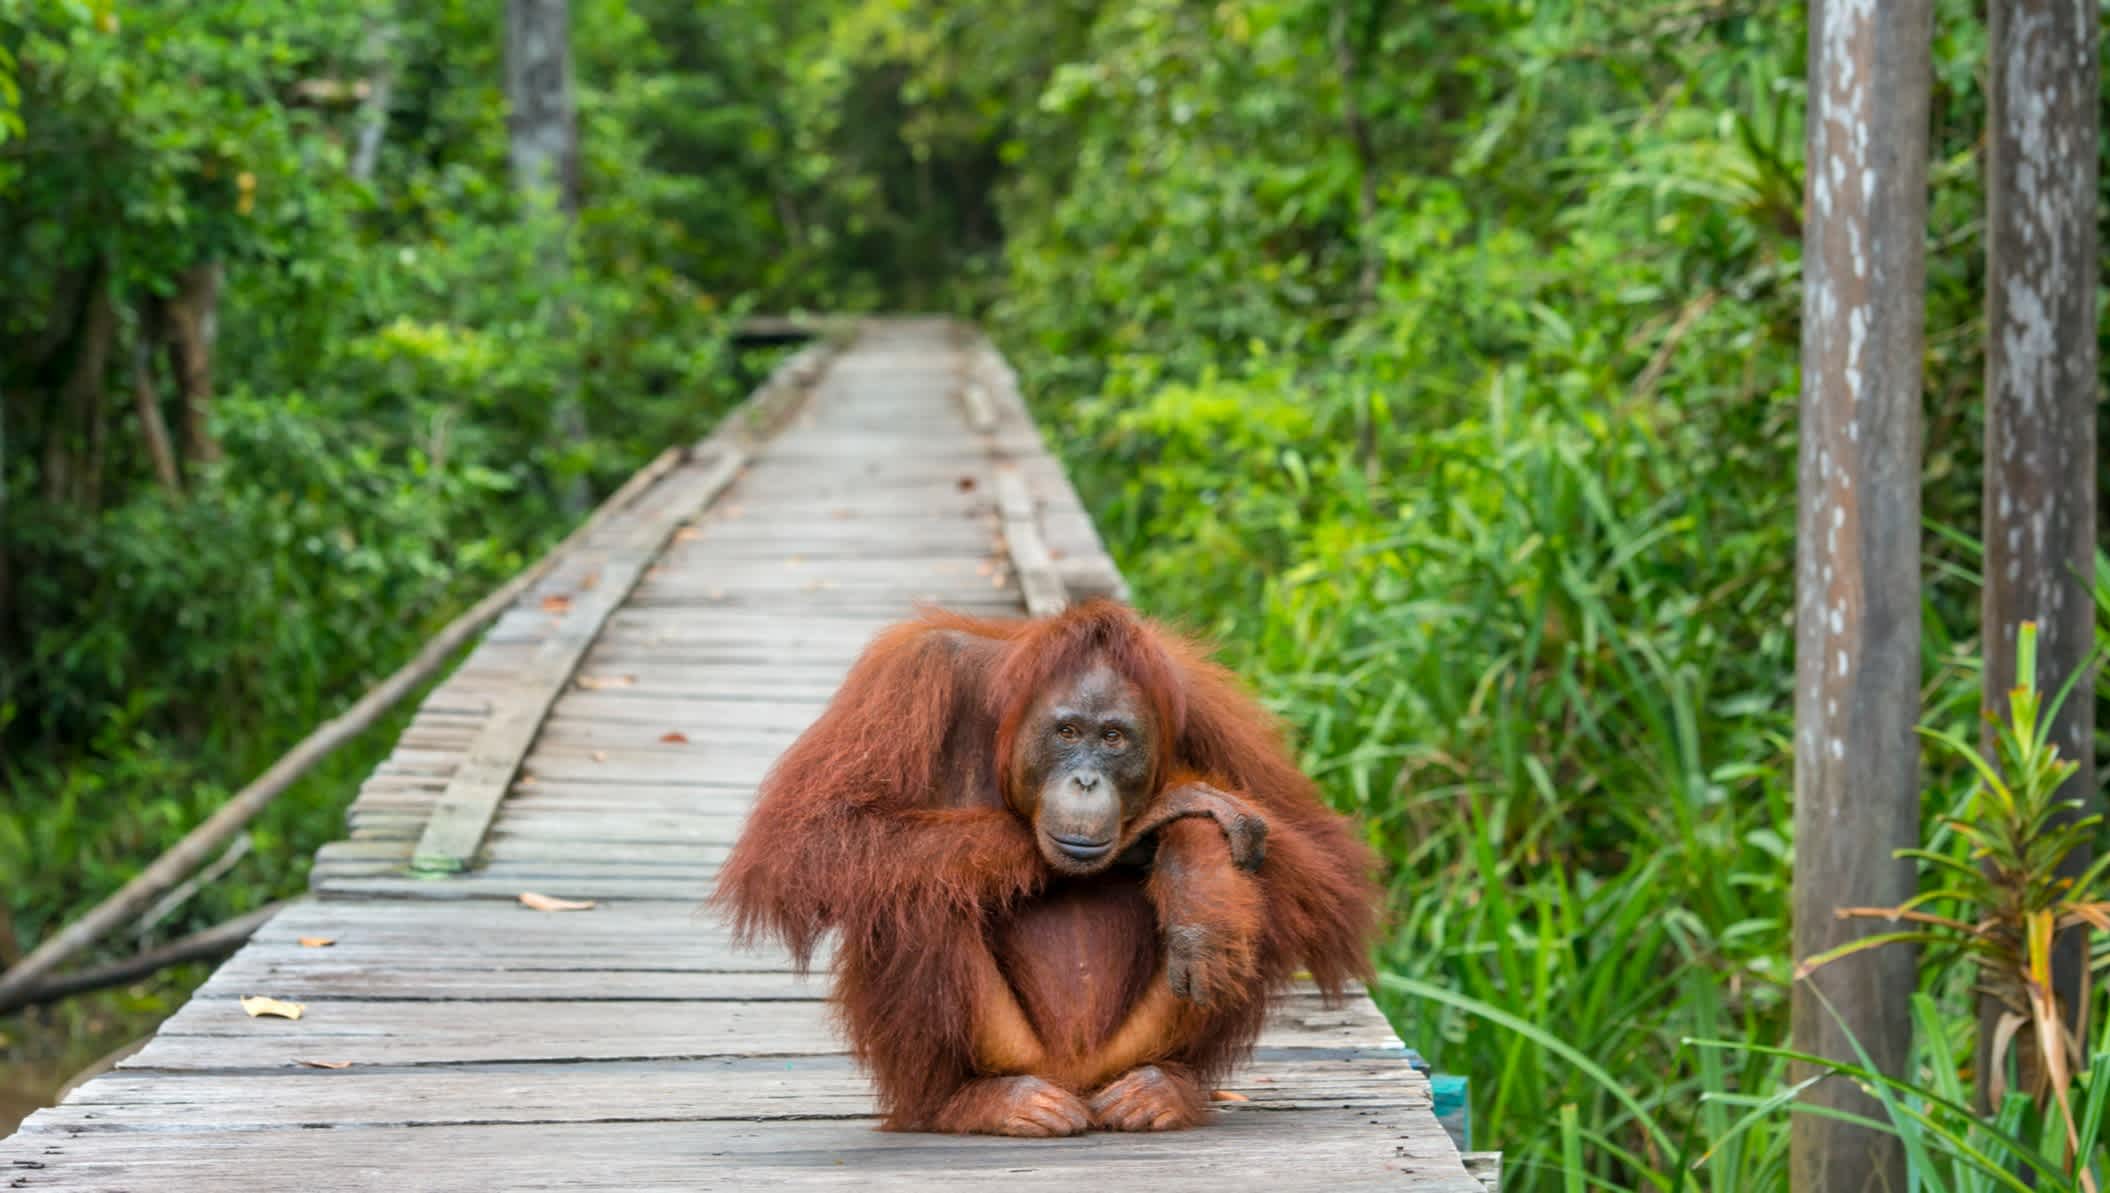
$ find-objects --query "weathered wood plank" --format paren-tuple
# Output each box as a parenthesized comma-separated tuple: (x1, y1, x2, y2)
(57, 1052, 1425, 1127)
(542, 693, 828, 727)
(1, 1109, 1482, 1192)
(2, 319, 1477, 1186)
(310, 873, 722, 899)
(412, 449, 750, 874)
(125, 993, 1399, 1071)
(994, 466, 1067, 617)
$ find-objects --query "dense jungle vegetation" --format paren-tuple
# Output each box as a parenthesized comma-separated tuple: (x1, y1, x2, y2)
(3, 0, 2106, 1187)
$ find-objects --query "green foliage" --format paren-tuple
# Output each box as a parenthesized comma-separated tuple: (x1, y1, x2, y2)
(0, 0, 737, 992)
(966, 0, 2076, 1186)
(981, 2, 1810, 1184)
(1785, 623, 2110, 1189)
(4, 0, 2107, 1186)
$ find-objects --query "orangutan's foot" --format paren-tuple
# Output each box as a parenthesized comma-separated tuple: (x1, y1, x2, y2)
(1089, 1064, 1210, 1132)
(933, 1075, 1091, 1137)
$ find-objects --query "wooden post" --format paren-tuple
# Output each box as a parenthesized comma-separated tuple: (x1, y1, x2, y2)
(1792, 0, 1931, 1189)
(1979, 0, 2099, 1087)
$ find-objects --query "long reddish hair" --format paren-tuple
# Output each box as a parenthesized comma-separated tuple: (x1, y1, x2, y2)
(987, 601, 1187, 804)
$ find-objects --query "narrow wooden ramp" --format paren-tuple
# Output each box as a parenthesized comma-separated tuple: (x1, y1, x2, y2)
(1, 320, 1484, 1191)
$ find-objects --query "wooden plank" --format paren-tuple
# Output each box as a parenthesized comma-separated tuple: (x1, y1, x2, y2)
(0, 1110, 1482, 1192)
(195, 966, 824, 1002)
(124, 992, 1399, 1071)
(958, 375, 997, 432)
(55, 1051, 1424, 1127)
(544, 693, 827, 727)
(401, 331, 846, 874)
(306, 874, 720, 901)
(994, 467, 1067, 617)
(761, 432, 1050, 457)
(410, 450, 749, 873)
(3, 320, 1477, 1185)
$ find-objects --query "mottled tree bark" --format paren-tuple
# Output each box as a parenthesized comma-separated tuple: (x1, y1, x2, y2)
(1978, 0, 2099, 1097)
(504, 0, 580, 215)
(351, 9, 399, 184)
(1792, 1, 1931, 1190)
(1, 388, 11, 656)
(504, 0, 588, 512)
(130, 307, 182, 494)
(42, 278, 116, 506)
(167, 262, 222, 471)
(78, 286, 116, 510)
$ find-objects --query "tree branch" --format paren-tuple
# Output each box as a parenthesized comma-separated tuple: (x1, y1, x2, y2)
(0, 903, 284, 1016)
(0, 444, 688, 1008)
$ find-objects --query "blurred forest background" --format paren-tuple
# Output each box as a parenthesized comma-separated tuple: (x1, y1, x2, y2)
(1, 0, 2105, 1187)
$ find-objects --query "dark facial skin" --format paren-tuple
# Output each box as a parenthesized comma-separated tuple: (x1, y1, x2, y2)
(1012, 664, 1158, 875)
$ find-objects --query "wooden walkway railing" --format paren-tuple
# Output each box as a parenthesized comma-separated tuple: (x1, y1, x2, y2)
(1, 319, 1487, 1190)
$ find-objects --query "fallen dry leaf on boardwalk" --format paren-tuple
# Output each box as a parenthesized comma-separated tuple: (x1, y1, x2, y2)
(518, 892, 596, 912)
(575, 673, 636, 690)
(297, 937, 335, 948)
(660, 731, 689, 744)
(296, 1059, 352, 1070)
(540, 594, 572, 614)
(240, 996, 305, 1020)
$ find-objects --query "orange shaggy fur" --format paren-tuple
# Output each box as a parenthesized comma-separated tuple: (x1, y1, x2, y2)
(713, 600, 1378, 1131)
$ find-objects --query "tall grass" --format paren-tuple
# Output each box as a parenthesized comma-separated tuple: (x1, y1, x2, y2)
(1018, 352, 1803, 1185)
(1031, 350, 2106, 1186)
(987, 1, 2017, 1181)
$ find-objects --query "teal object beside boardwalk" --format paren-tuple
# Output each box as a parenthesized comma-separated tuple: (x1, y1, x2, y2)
(1401, 1049, 1471, 1152)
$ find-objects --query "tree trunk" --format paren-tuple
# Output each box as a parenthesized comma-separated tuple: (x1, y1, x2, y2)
(1791, 1, 1932, 1191)
(38, 396, 68, 506)
(42, 277, 117, 507)
(83, 343, 108, 512)
(25, 266, 92, 379)
(1978, 0, 2099, 1099)
(130, 302, 183, 494)
(167, 262, 222, 471)
(504, 0, 580, 215)
(351, 8, 399, 184)
(504, 0, 588, 512)
(78, 282, 119, 512)
(1329, 0, 1381, 313)
(1, 388, 11, 656)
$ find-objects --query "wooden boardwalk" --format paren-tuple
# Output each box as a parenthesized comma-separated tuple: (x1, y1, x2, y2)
(1, 320, 1485, 1190)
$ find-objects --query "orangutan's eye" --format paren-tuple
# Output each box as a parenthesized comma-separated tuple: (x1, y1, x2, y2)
(1056, 723, 1080, 741)
(1102, 728, 1125, 747)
